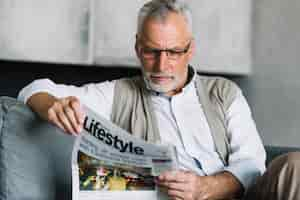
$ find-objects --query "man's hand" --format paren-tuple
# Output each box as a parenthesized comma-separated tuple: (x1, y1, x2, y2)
(47, 96, 85, 135)
(27, 92, 85, 135)
(157, 170, 243, 200)
(157, 170, 212, 200)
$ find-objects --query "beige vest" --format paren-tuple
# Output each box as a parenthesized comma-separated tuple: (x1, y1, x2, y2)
(111, 75, 239, 166)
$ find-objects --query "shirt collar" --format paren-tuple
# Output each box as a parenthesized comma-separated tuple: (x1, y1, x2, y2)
(182, 65, 197, 94)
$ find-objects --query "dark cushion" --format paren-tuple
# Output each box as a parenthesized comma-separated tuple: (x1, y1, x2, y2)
(0, 96, 74, 200)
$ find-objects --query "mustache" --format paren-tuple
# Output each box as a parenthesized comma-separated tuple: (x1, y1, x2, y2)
(144, 72, 174, 78)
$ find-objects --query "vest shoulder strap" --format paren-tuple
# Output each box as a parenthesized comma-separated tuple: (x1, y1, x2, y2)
(111, 76, 160, 143)
(196, 75, 240, 165)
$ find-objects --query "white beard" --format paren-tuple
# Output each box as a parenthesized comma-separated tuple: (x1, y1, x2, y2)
(142, 70, 180, 94)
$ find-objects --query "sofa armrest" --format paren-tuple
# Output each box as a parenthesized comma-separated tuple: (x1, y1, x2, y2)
(265, 145, 300, 166)
(0, 96, 74, 200)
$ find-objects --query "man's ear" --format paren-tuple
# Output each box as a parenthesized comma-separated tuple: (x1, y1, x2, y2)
(135, 34, 140, 58)
(187, 39, 196, 60)
(135, 41, 139, 58)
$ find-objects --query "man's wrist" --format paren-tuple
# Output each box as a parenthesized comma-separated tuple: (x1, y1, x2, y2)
(212, 171, 244, 199)
(27, 92, 57, 121)
(196, 171, 244, 200)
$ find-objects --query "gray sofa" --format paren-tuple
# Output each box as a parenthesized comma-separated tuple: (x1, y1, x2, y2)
(0, 96, 300, 200)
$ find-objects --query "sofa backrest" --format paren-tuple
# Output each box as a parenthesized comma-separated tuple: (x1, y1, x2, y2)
(0, 96, 74, 200)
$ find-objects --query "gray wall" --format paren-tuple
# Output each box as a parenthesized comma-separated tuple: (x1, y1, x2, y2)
(239, 0, 300, 147)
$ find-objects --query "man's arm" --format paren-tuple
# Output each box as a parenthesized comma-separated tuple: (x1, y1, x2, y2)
(157, 90, 264, 199)
(18, 78, 116, 135)
(158, 170, 243, 200)
(223, 90, 266, 191)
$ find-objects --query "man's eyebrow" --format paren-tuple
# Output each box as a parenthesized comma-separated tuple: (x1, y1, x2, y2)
(142, 44, 157, 49)
(140, 36, 187, 49)
(141, 40, 162, 49)
(139, 34, 162, 47)
(142, 42, 188, 50)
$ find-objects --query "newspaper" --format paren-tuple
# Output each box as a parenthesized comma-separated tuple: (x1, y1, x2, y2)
(72, 107, 178, 200)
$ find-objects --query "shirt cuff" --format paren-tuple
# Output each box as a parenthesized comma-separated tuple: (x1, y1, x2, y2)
(223, 160, 263, 192)
(17, 79, 57, 104)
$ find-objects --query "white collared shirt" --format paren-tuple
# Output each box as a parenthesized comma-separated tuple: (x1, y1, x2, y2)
(18, 70, 266, 191)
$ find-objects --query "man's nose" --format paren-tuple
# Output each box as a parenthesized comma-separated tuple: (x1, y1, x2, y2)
(156, 51, 169, 72)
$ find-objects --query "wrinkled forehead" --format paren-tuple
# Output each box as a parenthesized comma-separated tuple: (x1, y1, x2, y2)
(138, 12, 192, 48)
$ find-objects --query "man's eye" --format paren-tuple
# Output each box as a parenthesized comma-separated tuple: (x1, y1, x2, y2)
(143, 48, 155, 54)
(168, 50, 181, 55)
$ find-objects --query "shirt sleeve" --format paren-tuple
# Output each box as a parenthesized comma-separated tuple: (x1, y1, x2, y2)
(17, 78, 115, 120)
(223, 90, 266, 192)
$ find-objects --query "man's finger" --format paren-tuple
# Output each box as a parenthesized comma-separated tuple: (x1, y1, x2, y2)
(57, 111, 77, 135)
(69, 97, 85, 125)
(48, 108, 67, 133)
(159, 170, 187, 183)
(167, 189, 185, 200)
(171, 198, 183, 200)
(158, 181, 186, 191)
(64, 106, 82, 134)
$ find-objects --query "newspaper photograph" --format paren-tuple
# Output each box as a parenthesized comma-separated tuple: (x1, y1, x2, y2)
(72, 106, 178, 200)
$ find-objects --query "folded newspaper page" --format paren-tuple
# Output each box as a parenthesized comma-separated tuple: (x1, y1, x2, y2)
(72, 106, 178, 200)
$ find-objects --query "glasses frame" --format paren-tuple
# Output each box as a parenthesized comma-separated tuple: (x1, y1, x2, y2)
(139, 41, 191, 60)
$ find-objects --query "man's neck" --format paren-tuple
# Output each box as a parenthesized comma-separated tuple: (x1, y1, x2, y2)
(163, 65, 195, 97)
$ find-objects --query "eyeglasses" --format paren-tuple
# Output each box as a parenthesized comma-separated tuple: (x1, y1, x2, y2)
(139, 41, 191, 60)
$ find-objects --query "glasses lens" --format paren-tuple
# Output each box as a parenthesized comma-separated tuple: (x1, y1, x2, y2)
(141, 48, 156, 59)
(140, 41, 190, 60)
(166, 50, 183, 60)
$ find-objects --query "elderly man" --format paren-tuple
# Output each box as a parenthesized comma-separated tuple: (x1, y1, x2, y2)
(18, 0, 300, 199)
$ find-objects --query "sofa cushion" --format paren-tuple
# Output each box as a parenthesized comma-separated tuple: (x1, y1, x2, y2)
(0, 96, 74, 200)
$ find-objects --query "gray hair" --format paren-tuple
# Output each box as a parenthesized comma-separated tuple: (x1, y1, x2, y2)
(137, 0, 193, 35)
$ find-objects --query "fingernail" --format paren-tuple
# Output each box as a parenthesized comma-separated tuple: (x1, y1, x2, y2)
(78, 126, 82, 133)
